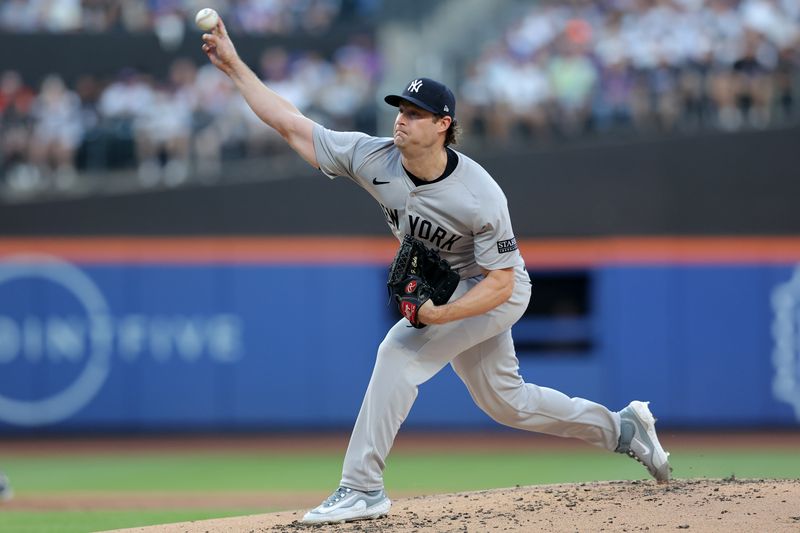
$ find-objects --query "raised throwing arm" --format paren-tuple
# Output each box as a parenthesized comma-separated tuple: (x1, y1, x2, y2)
(201, 18, 318, 167)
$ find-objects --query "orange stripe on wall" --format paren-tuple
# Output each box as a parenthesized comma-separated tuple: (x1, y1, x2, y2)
(518, 237, 800, 267)
(0, 237, 800, 266)
(0, 237, 397, 264)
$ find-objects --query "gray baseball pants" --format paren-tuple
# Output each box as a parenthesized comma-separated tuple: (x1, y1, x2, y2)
(340, 270, 622, 492)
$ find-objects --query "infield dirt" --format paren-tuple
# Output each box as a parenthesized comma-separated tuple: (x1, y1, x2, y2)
(107, 477, 800, 533)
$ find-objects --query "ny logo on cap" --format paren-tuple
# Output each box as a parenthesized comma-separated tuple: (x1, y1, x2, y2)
(408, 79, 423, 93)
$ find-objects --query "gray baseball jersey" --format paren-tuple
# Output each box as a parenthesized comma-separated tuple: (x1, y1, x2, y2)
(312, 124, 621, 493)
(313, 125, 525, 280)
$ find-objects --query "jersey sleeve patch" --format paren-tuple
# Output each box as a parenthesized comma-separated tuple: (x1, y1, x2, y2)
(496, 238, 518, 254)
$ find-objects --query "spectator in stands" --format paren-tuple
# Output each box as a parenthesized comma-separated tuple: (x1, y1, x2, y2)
(81, 0, 124, 32)
(773, 45, 799, 123)
(593, 56, 636, 132)
(133, 60, 195, 186)
(458, 62, 494, 139)
(73, 74, 104, 170)
(497, 53, 552, 140)
(547, 33, 598, 136)
(647, 57, 682, 132)
(316, 37, 379, 131)
(0, 70, 36, 191)
(296, 0, 341, 34)
(732, 29, 777, 128)
(28, 74, 84, 190)
(0, 0, 39, 32)
(335, 34, 383, 86)
(41, 0, 82, 32)
(710, 67, 743, 130)
(118, 0, 150, 32)
(232, 0, 293, 34)
(97, 68, 153, 172)
(677, 49, 715, 131)
(191, 64, 244, 179)
(315, 61, 369, 131)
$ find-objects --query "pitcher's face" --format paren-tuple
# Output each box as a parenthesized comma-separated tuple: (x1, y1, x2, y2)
(393, 101, 449, 151)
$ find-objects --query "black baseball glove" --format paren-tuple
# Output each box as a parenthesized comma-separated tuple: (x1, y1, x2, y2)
(387, 235, 460, 328)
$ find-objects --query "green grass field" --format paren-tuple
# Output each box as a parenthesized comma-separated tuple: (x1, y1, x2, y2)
(2, 446, 799, 533)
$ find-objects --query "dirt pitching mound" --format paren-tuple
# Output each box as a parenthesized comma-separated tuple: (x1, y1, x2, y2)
(109, 478, 800, 533)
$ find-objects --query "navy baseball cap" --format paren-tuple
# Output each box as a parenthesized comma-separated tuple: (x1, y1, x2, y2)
(384, 77, 456, 118)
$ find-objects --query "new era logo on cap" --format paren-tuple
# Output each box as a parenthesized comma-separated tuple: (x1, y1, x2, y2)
(385, 77, 456, 118)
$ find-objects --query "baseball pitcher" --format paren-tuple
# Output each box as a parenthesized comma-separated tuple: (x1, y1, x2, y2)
(201, 18, 671, 524)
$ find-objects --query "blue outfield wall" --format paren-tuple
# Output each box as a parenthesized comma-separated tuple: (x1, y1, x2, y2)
(0, 257, 799, 431)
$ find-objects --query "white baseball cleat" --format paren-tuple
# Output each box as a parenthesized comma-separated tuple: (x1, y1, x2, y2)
(301, 486, 391, 524)
(616, 400, 672, 483)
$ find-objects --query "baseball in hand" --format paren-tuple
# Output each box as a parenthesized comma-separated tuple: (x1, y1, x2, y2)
(195, 8, 219, 31)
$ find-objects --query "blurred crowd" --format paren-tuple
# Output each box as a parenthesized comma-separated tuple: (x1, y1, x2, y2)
(0, 0, 378, 35)
(459, 0, 800, 140)
(0, 37, 381, 193)
(3, 0, 800, 196)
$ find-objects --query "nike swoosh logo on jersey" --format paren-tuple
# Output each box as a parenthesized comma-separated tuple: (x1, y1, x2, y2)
(372, 178, 390, 185)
